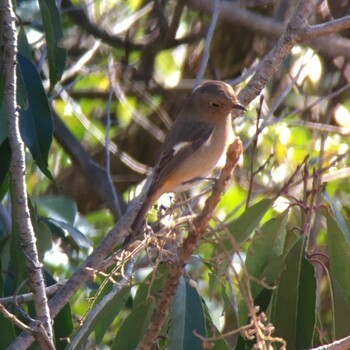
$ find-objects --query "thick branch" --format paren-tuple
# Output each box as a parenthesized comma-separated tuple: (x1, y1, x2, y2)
(187, 0, 350, 59)
(2, 0, 54, 347)
(238, 0, 314, 105)
(52, 111, 127, 220)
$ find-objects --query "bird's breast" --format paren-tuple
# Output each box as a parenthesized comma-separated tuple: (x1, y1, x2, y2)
(175, 118, 233, 186)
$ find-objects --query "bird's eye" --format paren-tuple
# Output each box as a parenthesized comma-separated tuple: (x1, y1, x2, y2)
(210, 101, 220, 108)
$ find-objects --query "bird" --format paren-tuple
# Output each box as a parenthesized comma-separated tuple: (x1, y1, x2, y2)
(125, 80, 246, 245)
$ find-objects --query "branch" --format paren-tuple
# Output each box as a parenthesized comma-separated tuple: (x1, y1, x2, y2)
(0, 281, 66, 306)
(187, 0, 350, 59)
(135, 139, 243, 350)
(52, 111, 127, 220)
(3, 0, 54, 347)
(310, 336, 350, 350)
(0, 305, 55, 350)
(237, 0, 314, 105)
(61, 0, 143, 50)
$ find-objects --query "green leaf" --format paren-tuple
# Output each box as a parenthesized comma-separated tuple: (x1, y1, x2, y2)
(227, 198, 273, 244)
(112, 299, 155, 350)
(17, 27, 32, 61)
(167, 276, 206, 350)
(273, 235, 316, 350)
(46, 218, 92, 249)
(0, 72, 6, 144)
(326, 212, 350, 338)
(331, 276, 350, 339)
(27, 196, 53, 260)
(17, 53, 54, 180)
(94, 287, 131, 344)
(38, 0, 66, 89)
(203, 292, 231, 350)
(245, 211, 288, 278)
(0, 139, 11, 189)
(238, 212, 288, 326)
(0, 314, 16, 348)
(323, 191, 350, 243)
(71, 286, 130, 348)
(36, 195, 77, 224)
(133, 265, 170, 307)
(36, 220, 53, 260)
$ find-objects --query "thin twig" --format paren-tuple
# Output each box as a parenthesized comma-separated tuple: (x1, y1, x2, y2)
(194, 0, 219, 87)
(106, 59, 123, 219)
(0, 281, 66, 306)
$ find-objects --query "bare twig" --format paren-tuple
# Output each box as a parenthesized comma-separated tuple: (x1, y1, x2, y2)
(0, 281, 66, 306)
(106, 59, 123, 219)
(195, 0, 219, 87)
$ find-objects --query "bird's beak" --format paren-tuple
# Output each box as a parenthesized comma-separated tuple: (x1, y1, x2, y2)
(232, 103, 247, 111)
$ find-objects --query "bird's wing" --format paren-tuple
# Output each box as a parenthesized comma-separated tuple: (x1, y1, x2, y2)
(151, 119, 214, 188)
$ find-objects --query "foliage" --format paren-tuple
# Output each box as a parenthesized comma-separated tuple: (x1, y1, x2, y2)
(1, 0, 350, 349)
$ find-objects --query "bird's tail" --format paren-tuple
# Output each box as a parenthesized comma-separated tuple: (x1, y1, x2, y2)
(123, 191, 158, 247)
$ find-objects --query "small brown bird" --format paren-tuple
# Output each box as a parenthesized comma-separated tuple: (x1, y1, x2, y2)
(126, 80, 245, 244)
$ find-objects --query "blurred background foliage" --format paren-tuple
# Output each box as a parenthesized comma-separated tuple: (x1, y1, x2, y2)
(1, 0, 350, 349)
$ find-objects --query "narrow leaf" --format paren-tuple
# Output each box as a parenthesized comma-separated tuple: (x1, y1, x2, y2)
(273, 235, 316, 350)
(228, 198, 273, 244)
(36, 195, 78, 224)
(0, 139, 11, 189)
(17, 53, 54, 180)
(71, 286, 130, 348)
(38, 0, 66, 88)
(326, 212, 350, 338)
(112, 300, 155, 350)
(238, 212, 288, 326)
(0, 72, 6, 144)
(245, 211, 288, 278)
(46, 218, 92, 249)
(202, 294, 231, 350)
(323, 191, 350, 243)
(167, 276, 206, 350)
